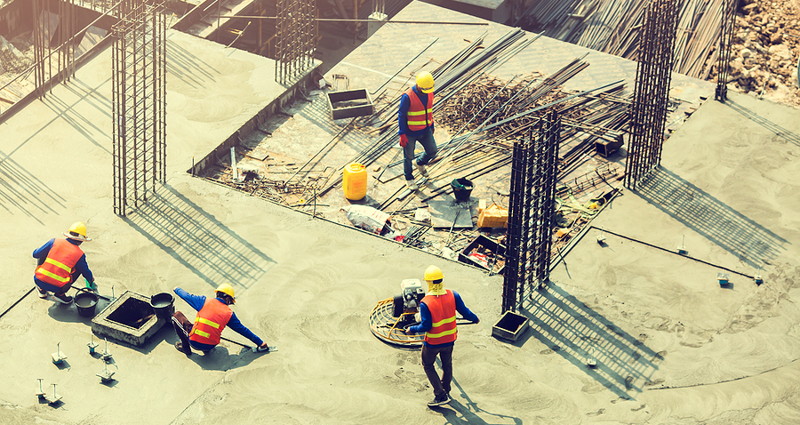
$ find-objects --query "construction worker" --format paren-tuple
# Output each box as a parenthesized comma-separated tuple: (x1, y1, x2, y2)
(398, 71, 438, 191)
(405, 265, 479, 407)
(171, 284, 269, 356)
(33, 222, 97, 304)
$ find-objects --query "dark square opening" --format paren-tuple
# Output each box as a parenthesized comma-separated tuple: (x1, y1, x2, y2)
(106, 298, 155, 329)
(496, 311, 526, 332)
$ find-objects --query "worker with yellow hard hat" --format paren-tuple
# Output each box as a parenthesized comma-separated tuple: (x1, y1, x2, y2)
(171, 283, 270, 355)
(398, 71, 438, 191)
(33, 222, 97, 305)
(405, 265, 479, 407)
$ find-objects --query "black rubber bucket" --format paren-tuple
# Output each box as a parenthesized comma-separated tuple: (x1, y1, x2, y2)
(451, 177, 474, 202)
(75, 291, 99, 318)
(150, 292, 175, 319)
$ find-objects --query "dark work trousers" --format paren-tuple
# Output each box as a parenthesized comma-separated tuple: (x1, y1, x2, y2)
(171, 311, 193, 352)
(421, 343, 454, 398)
(403, 128, 437, 181)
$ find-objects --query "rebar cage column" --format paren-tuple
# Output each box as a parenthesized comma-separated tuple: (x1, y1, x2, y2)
(112, 0, 167, 217)
(624, 0, 679, 190)
(274, 0, 317, 85)
(502, 110, 561, 313)
(715, 0, 737, 102)
(33, 0, 77, 95)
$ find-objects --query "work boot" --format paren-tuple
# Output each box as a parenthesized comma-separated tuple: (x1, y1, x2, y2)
(174, 342, 192, 356)
(415, 163, 429, 178)
(427, 393, 451, 407)
(405, 179, 418, 191)
(53, 293, 73, 305)
(37, 287, 49, 299)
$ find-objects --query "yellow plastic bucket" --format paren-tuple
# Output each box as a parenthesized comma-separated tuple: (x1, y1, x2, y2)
(343, 163, 368, 200)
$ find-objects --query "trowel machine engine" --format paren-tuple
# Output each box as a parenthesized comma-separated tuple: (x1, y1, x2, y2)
(392, 279, 425, 324)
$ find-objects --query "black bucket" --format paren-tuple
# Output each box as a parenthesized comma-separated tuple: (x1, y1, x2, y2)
(450, 177, 474, 202)
(75, 291, 99, 318)
(150, 292, 175, 319)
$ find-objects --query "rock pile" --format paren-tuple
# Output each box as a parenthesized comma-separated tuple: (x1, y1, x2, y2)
(725, 0, 800, 106)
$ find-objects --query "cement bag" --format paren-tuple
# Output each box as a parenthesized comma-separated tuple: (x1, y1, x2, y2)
(343, 205, 390, 234)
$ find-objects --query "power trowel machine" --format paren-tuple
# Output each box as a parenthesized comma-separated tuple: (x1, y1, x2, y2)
(369, 279, 426, 347)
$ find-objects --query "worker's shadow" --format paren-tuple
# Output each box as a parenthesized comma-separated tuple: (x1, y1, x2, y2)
(162, 332, 266, 371)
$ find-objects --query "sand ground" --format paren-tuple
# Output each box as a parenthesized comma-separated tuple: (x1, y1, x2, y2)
(1, 7, 800, 425)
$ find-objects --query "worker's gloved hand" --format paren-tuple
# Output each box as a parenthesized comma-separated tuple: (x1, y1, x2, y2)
(399, 134, 408, 148)
(85, 280, 98, 292)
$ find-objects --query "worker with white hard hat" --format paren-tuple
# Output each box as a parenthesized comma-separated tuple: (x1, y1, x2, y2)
(405, 265, 479, 407)
(398, 71, 438, 191)
(33, 221, 97, 305)
(172, 284, 270, 356)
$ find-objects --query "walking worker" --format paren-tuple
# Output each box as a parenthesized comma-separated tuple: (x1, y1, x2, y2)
(398, 71, 438, 191)
(172, 284, 269, 356)
(33, 222, 97, 304)
(405, 265, 479, 407)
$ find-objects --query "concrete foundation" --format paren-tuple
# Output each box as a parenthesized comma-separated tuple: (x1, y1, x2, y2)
(91, 291, 166, 347)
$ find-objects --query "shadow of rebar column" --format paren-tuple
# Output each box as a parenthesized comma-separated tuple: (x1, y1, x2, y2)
(0, 151, 67, 225)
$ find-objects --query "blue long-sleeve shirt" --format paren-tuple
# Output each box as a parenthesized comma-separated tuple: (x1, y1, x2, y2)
(173, 287, 263, 348)
(33, 238, 94, 286)
(408, 290, 479, 347)
(398, 85, 434, 137)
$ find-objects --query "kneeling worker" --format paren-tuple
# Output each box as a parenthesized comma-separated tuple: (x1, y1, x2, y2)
(172, 284, 269, 355)
(33, 222, 97, 304)
(405, 265, 479, 407)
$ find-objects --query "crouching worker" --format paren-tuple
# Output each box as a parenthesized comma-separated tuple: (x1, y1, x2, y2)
(171, 284, 269, 356)
(33, 221, 97, 304)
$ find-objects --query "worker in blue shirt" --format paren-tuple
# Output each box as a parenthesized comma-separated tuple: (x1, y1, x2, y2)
(398, 71, 438, 191)
(33, 222, 97, 304)
(405, 266, 479, 407)
(172, 284, 269, 356)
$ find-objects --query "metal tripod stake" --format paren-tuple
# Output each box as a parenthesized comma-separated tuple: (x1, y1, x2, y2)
(101, 338, 113, 362)
(96, 361, 116, 383)
(51, 342, 67, 364)
(35, 379, 45, 398)
(88, 333, 99, 354)
(45, 383, 62, 404)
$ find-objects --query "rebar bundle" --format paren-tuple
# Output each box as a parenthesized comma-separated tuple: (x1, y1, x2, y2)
(715, 0, 736, 102)
(625, 0, 678, 190)
(112, 0, 167, 216)
(32, 0, 77, 94)
(275, 0, 317, 85)
(503, 110, 561, 313)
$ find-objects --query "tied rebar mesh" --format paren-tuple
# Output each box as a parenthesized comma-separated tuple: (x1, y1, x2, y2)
(503, 110, 561, 313)
(274, 0, 317, 85)
(32, 0, 77, 95)
(624, 0, 679, 190)
(715, 0, 736, 102)
(112, 0, 167, 217)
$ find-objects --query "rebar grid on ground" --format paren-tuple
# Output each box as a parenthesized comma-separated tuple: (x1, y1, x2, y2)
(624, 0, 679, 190)
(33, 0, 77, 95)
(112, 0, 167, 217)
(275, 0, 317, 86)
(503, 110, 561, 313)
(715, 0, 736, 102)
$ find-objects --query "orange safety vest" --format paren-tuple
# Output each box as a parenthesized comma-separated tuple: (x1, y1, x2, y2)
(422, 290, 457, 345)
(189, 298, 233, 346)
(34, 239, 84, 288)
(405, 87, 434, 132)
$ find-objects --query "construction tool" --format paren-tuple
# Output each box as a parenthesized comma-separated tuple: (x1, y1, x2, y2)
(87, 333, 99, 355)
(51, 342, 66, 365)
(96, 362, 116, 383)
(219, 335, 277, 353)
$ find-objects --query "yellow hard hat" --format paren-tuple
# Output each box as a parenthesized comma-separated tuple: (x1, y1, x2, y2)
(416, 71, 434, 94)
(424, 265, 444, 282)
(64, 221, 92, 241)
(215, 283, 236, 303)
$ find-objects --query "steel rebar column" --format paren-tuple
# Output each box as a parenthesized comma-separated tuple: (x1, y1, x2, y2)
(274, 0, 317, 85)
(715, 0, 737, 102)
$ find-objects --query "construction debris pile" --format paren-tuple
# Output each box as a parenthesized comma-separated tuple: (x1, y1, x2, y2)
(725, 0, 800, 106)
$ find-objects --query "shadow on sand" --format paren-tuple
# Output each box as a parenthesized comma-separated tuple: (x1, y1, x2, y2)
(0, 150, 66, 225)
(634, 166, 787, 270)
(430, 376, 522, 425)
(518, 282, 663, 400)
(124, 185, 275, 290)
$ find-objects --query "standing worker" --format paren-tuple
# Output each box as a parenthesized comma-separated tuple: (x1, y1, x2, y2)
(33, 222, 97, 304)
(405, 265, 479, 407)
(172, 284, 270, 356)
(398, 71, 438, 191)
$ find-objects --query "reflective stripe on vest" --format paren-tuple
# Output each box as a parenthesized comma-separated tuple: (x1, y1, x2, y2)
(34, 239, 84, 288)
(404, 88, 434, 131)
(189, 298, 233, 346)
(422, 290, 457, 345)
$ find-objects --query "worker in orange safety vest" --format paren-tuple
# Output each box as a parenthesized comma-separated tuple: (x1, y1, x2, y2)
(33, 222, 97, 305)
(405, 265, 479, 407)
(398, 71, 438, 191)
(172, 284, 270, 356)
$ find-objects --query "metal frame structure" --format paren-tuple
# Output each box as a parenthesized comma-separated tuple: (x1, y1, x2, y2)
(33, 0, 77, 94)
(624, 0, 679, 190)
(715, 0, 736, 102)
(274, 0, 317, 85)
(111, 0, 167, 216)
(503, 110, 561, 313)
